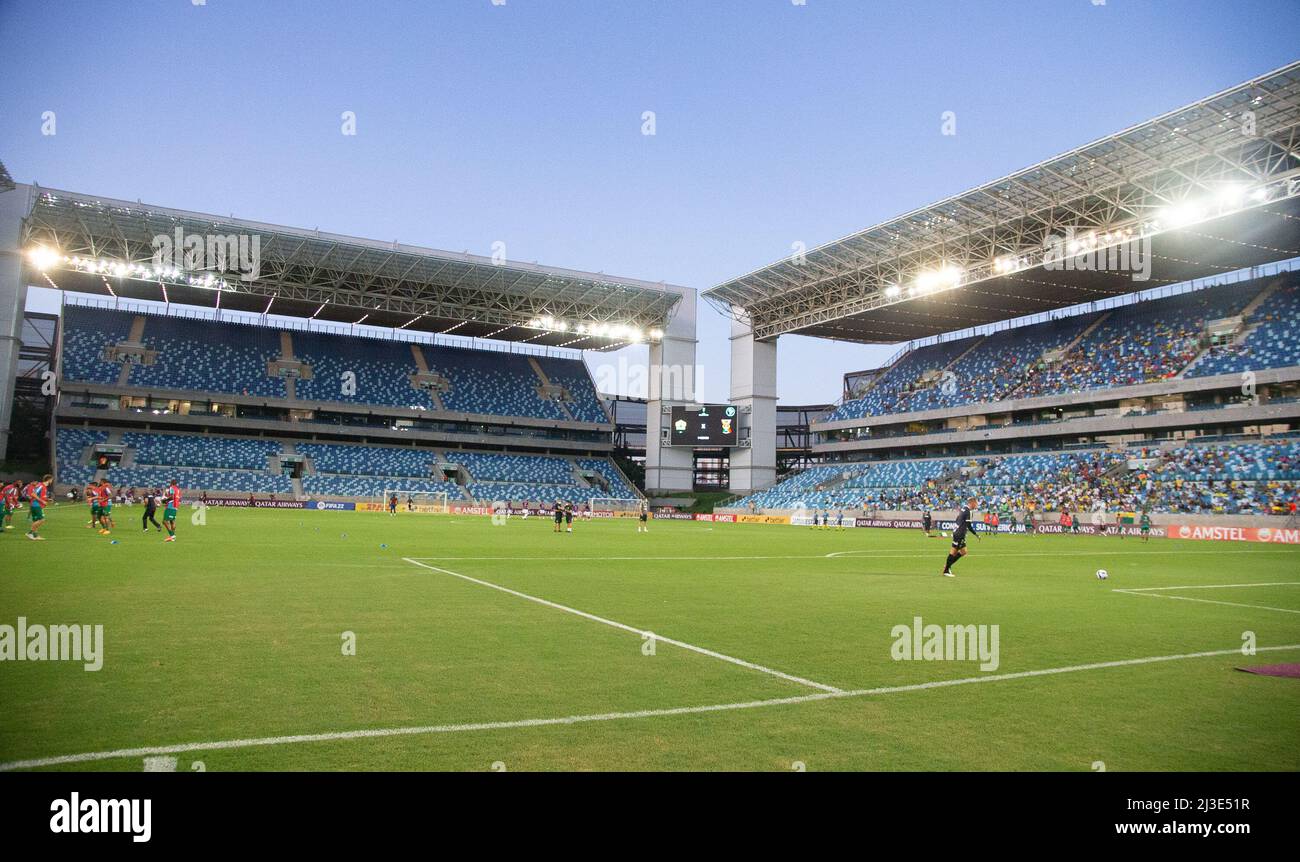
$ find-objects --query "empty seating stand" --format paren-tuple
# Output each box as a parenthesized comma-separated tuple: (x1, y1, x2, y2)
(822, 277, 1284, 422)
(59, 306, 608, 424)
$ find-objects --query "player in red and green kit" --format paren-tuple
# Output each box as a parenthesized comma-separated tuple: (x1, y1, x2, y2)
(162, 480, 181, 542)
(85, 480, 99, 528)
(24, 474, 52, 540)
(95, 480, 115, 535)
(2, 478, 21, 531)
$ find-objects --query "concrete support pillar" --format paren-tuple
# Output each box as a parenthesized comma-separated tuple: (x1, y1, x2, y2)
(0, 183, 33, 461)
(644, 287, 697, 494)
(728, 318, 777, 494)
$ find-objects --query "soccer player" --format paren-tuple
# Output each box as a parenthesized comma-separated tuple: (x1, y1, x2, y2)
(1139, 509, 1151, 543)
(162, 480, 182, 542)
(1, 478, 19, 531)
(637, 501, 649, 533)
(85, 479, 99, 528)
(96, 480, 115, 535)
(835, 508, 845, 531)
(1007, 510, 1018, 535)
(988, 509, 1000, 537)
(553, 499, 564, 533)
(388, 493, 399, 516)
(142, 488, 162, 532)
(921, 508, 933, 537)
(810, 509, 819, 529)
(564, 501, 574, 533)
(941, 497, 980, 578)
(24, 474, 52, 540)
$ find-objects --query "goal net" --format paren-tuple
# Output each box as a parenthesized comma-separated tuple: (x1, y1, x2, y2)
(589, 497, 644, 518)
(381, 490, 450, 514)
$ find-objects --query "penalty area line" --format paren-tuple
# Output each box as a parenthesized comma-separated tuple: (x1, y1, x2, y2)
(4, 643, 1297, 772)
(1113, 589, 1300, 616)
(401, 558, 842, 694)
(1116, 582, 1300, 592)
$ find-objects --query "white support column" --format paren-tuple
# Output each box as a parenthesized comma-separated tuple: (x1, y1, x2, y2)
(728, 318, 777, 494)
(0, 183, 33, 461)
(644, 285, 697, 494)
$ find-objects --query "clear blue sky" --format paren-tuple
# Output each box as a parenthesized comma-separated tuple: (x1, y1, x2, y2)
(2, 0, 1296, 404)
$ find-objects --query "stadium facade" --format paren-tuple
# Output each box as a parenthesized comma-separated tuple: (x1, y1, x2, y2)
(1, 63, 1298, 521)
(0, 184, 709, 504)
(704, 62, 1300, 522)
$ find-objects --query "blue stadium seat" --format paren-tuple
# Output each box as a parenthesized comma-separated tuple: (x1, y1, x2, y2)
(1184, 278, 1300, 378)
(535, 356, 609, 423)
(128, 315, 286, 398)
(292, 332, 433, 409)
(424, 345, 566, 420)
(60, 307, 135, 384)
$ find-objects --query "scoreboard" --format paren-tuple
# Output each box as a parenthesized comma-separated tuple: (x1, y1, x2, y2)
(670, 404, 739, 446)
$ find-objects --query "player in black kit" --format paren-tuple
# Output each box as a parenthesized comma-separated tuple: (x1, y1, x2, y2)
(942, 497, 980, 578)
(921, 509, 933, 537)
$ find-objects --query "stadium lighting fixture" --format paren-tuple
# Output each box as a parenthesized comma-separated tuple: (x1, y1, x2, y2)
(1250, 187, 1271, 202)
(884, 284, 902, 298)
(1157, 201, 1205, 228)
(27, 245, 61, 271)
(914, 265, 963, 293)
(518, 316, 662, 342)
(1214, 183, 1248, 206)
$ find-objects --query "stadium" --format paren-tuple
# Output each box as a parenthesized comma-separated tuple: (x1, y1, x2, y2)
(0, 4, 1297, 806)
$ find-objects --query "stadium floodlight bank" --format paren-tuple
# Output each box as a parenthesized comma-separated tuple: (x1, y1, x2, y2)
(590, 497, 643, 517)
(382, 490, 449, 513)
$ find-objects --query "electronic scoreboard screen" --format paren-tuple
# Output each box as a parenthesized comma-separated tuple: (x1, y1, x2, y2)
(670, 404, 739, 446)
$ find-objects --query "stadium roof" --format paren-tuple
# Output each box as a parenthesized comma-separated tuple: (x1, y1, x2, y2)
(0, 160, 14, 193)
(705, 61, 1300, 343)
(19, 187, 685, 350)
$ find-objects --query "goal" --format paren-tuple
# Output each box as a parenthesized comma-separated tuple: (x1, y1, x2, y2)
(589, 497, 644, 518)
(381, 490, 450, 514)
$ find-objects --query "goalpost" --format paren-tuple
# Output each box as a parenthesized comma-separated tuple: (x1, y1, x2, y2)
(589, 497, 644, 518)
(381, 490, 450, 514)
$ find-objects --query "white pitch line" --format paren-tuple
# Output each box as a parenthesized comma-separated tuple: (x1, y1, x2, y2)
(4, 643, 1297, 772)
(402, 558, 841, 694)
(1117, 582, 1300, 592)
(406, 548, 1300, 563)
(1113, 589, 1300, 615)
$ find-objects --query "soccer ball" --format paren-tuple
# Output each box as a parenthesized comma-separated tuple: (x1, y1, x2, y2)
(1096, 569, 1109, 580)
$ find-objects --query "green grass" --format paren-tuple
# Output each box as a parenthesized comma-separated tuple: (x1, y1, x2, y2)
(2, 504, 1298, 771)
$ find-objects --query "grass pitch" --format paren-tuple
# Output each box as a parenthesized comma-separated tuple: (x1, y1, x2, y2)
(2, 505, 1298, 771)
